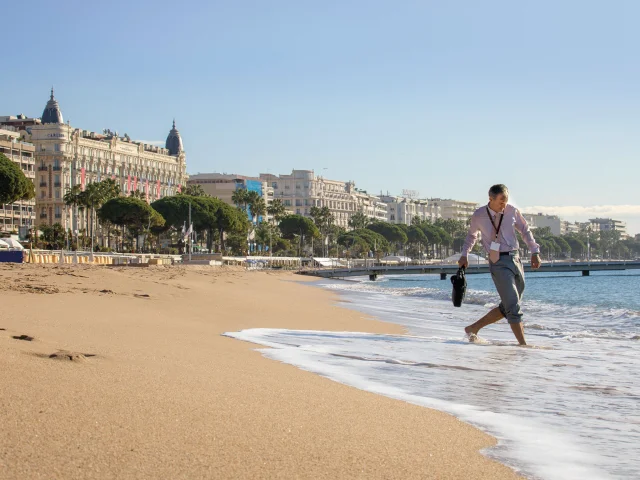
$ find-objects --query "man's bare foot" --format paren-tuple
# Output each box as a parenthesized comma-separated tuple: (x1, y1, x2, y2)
(464, 326, 478, 342)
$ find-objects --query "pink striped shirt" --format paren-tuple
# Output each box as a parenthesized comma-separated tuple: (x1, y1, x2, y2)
(461, 204, 540, 257)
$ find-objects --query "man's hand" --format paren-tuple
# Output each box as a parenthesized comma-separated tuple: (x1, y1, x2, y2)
(458, 256, 469, 269)
(531, 253, 541, 269)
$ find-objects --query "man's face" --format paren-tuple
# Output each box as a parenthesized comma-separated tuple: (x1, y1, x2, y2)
(489, 193, 508, 212)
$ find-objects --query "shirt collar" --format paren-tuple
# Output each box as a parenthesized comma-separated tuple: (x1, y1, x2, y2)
(488, 204, 506, 217)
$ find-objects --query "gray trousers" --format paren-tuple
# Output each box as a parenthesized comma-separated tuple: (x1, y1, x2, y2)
(489, 253, 525, 324)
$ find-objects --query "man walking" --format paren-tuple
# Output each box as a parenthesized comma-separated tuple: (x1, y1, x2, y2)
(458, 184, 541, 345)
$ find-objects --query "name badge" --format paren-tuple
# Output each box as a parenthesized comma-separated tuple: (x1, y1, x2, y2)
(490, 242, 500, 251)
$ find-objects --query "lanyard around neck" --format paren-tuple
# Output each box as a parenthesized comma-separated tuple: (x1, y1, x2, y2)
(486, 206, 504, 241)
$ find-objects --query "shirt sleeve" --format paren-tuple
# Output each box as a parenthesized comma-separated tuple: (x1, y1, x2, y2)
(514, 209, 540, 254)
(461, 212, 480, 257)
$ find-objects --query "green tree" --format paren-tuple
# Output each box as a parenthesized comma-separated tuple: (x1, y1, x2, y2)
(563, 235, 586, 259)
(151, 195, 247, 252)
(64, 185, 84, 245)
(248, 195, 267, 225)
(279, 214, 320, 256)
(366, 222, 408, 253)
(231, 188, 250, 211)
(81, 179, 121, 250)
(348, 210, 370, 230)
(129, 190, 147, 200)
(267, 198, 287, 223)
(0, 152, 35, 204)
(407, 225, 428, 259)
(39, 223, 65, 249)
(310, 206, 335, 256)
(180, 184, 209, 197)
(98, 197, 164, 251)
(337, 229, 388, 257)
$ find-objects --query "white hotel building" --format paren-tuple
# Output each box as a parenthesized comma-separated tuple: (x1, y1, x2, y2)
(260, 170, 387, 228)
(380, 195, 439, 225)
(21, 90, 188, 230)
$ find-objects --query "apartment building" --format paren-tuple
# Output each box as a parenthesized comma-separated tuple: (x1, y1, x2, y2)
(186, 172, 273, 222)
(523, 213, 563, 236)
(428, 198, 478, 222)
(379, 195, 437, 225)
(0, 126, 36, 234)
(589, 218, 627, 238)
(259, 170, 387, 229)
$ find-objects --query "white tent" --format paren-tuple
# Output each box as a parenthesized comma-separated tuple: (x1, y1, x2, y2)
(442, 252, 488, 265)
(381, 255, 412, 263)
(0, 238, 24, 250)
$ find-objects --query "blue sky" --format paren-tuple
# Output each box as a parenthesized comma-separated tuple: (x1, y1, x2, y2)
(3, 0, 639, 234)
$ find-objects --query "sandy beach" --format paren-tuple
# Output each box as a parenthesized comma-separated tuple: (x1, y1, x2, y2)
(0, 264, 521, 479)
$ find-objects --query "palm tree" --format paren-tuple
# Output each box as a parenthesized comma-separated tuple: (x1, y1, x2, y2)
(249, 196, 266, 226)
(267, 198, 287, 224)
(231, 189, 249, 212)
(64, 185, 83, 248)
(81, 180, 121, 251)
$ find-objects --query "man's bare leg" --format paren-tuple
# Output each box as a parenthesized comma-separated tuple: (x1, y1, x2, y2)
(465, 307, 504, 336)
(509, 323, 527, 346)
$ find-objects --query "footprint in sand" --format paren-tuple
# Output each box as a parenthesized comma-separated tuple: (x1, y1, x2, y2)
(134, 293, 150, 298)
(12, 335, 34, 341)
(48, 350, 96, 362)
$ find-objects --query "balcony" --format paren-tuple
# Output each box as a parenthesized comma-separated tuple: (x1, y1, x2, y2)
(38, 166, 48, 171)
(39, 182, 47, 187)
(53, 166, 62, 171)
(54, 182, 62, 188)
(55, 214, 62, 219)
(40, 214, 47, 219)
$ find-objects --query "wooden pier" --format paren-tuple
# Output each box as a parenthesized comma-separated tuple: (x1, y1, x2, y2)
(298, 260, 640, 281)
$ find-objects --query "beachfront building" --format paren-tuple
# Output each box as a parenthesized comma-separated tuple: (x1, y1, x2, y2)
(522, 213, 563, 235)
(427, 198, 478, 222)
(589, 218, 627, 238)
(0, 126, 36, 235)
(186, 173, 273, 222)
(16, 89, 188, 230)
(259, 170, 387, 229)
(562, 221, 581, 235)
(0, 113, 42, 131)
(379, 195, 435, 225)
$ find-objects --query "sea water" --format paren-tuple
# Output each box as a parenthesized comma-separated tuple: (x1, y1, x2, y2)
(225, 270, 640, 479)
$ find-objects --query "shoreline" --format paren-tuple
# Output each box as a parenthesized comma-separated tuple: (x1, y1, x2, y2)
(0, 264, 522, 479)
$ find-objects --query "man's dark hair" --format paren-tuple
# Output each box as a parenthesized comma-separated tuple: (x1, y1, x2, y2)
(489, 184, 509, 198)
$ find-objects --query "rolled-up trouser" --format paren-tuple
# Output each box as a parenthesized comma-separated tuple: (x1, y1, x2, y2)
(489, 252, 525, 324)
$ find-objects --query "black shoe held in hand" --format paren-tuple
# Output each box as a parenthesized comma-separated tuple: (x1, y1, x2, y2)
(451, 267, 466, 307)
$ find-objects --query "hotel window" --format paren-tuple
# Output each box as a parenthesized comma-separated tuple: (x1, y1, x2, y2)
(296, 209, 300, 214)
(296, 183, 301, 189)
(40, 191, 45, 199)
(272, 182, 278, 189)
